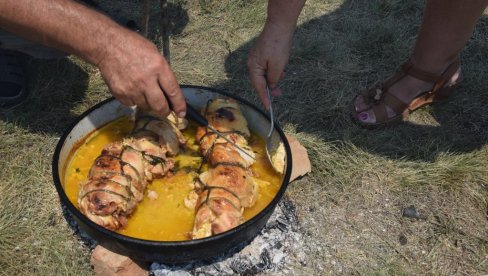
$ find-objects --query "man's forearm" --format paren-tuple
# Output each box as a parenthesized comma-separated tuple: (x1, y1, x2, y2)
(1, 0, 187, 117)
(0, 0, 129, 65)
(266, 0, 306, 32)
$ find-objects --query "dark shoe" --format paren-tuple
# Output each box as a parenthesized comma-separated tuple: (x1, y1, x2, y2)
(0, 50, 27, 108)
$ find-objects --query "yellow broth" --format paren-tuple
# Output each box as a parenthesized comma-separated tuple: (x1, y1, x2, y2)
(64, 116, 283, 241)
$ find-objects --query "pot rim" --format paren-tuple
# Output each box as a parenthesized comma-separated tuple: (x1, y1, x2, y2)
(52, 84, 292, 247)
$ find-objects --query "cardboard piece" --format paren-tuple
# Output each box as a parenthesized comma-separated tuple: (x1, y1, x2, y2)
(90, 245, 148, 276)
(286, 134, 311, 181)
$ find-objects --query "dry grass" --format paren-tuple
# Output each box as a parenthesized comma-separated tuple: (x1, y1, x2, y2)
(0, 0, 487, 274)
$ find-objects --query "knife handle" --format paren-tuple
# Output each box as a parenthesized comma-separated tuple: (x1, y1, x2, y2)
(185, 103, 209, 127)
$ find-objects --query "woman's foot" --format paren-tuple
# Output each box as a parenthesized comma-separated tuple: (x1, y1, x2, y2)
(352, 59, 462, 127)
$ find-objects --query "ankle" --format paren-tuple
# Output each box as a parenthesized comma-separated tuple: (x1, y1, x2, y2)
(390, 74, 436, 100)
(409, 55, 459, 75)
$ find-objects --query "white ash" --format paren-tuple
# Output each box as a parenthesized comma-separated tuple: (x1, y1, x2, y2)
(62, 195, 307, 274)
(151, 196, 307, 275)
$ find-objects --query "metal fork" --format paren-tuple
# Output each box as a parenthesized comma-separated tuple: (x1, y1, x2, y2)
(265, 86, 275, 166)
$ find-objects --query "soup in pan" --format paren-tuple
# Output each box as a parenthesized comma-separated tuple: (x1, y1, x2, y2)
(63, 99, 283, 241)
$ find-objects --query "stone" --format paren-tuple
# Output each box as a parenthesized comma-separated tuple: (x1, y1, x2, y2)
(286, 134, 311, 182)
(90, 245, 148, 276)
(402, 205, 423, 219)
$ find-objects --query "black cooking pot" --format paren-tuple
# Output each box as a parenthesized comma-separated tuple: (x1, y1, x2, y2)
(52, 85, 292, 263)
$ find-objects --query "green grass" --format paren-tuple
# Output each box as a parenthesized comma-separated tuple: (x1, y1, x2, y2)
(0, 0, 487, 274)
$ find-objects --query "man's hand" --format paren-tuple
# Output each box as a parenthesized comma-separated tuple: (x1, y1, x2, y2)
(247, 0, 305, 108)
(247, 23, 292, 109)
(98, 29, 185, 118)
(0, 0, 186, 117)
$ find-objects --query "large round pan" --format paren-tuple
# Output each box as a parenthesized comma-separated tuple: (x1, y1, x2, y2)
(52, 85, 292, 263)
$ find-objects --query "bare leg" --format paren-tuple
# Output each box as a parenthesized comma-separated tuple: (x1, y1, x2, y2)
(354, 0, 488, 124)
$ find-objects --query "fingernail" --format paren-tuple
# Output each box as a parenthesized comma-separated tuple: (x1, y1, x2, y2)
(359, 112, 368, 121)
(178, 111, 186, 118)
(271, 87, 282, 96)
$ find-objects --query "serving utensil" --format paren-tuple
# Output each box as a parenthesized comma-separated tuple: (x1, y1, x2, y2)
(265, 86, 276, 169)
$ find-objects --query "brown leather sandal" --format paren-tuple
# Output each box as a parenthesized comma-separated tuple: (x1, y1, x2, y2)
(352, 58, 461, 129)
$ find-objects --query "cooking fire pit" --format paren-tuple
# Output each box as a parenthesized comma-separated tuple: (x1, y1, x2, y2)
(52, 85, 292, 263)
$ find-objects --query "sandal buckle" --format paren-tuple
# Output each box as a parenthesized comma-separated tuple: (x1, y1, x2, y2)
(374, 88, 383, 101)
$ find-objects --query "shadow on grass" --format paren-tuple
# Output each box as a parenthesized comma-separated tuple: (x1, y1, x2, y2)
(223, 0, 488, 162)
(2, 0, 486, 162)
(148, 1, 189, 37)
(0, 56, 89, 135)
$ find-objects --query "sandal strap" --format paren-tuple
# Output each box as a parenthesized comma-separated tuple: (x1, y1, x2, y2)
(432, 58, 460, 92)
(400, 60, 441, 83)
(371, 91, 408, 123)
(376, 60, 431, 95)
(359, 57, 460, 124)
(383, 58, 460, 90)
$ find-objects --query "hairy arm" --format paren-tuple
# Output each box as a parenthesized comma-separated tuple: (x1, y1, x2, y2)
(247, 0, 306, 108)
(266, 0, 306, 31)
(0, 0, 186, 117)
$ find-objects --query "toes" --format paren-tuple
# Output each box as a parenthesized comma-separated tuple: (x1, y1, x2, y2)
(353, 94, 377, 124)
(354, 95, 370, 113)
(355, 109, 376, 124)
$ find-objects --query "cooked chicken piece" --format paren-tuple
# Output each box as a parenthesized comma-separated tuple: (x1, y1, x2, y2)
(125, 137, 167, 158)
(102, 141, 124, 156)
(199, 165, 257, 208)
(192, 98, 259, 239)
(195, 129, 255, 164)
(123, 137, 173, 180)
(271, 142, 286, 175)
(133, 116, 186, 155)
(192, 188, 243, 239)
(208, 142, 253, 168)
(78, 178, 135, 230)
(88, 154, 144, 201)
(184, 190, 199, 209)
(136, 109, 188, 131)
(119, 146, 146, 179)
(166, 112, 188, 130)
(203, 99, 250, 137)
(147, 190, 159, 200)
(78, 111, 185, 231)
(196, 128, 241, 152)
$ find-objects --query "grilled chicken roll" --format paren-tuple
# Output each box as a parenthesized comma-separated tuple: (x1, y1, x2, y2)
(78, 111, 186, 231)
(191, 99, 258, 239)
